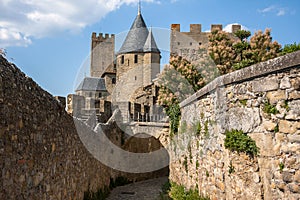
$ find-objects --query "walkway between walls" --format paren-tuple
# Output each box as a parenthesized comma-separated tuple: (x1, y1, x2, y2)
(106, 176, 168, 200)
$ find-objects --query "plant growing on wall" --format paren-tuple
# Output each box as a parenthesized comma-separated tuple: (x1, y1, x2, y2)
(157, 56, 206, 136)
(224, 129, 259, 157)
(263, 100, 279, 115)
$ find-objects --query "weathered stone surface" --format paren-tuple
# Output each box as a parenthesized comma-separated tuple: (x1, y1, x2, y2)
(279, 120, 299, 134)
(250, 133, 276, 156)
(294, 171, 300, 183)
(280, 77, 291, 89)
(287, 134, 300, 143)
(291, 78, 300, 90)
(175, 55, 300, 200)
(267, 90, 287, 104)
(253, 173, 260, 183)
(288, 183, 300, 193)
(289, 90, 300, 100)
(283, 172, 294, 183)
(225, 107, 261, 133)
(0, 56, 167, 200)
(263, 121, 276, 131)
(252, 77, 279, 92)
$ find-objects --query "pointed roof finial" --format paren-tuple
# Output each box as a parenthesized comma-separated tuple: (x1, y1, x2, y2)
(138, 0, 141, 15)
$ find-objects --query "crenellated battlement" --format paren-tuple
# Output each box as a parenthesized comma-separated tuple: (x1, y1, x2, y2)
(171, 23, 241, 33)
(91, 32, 115, 41)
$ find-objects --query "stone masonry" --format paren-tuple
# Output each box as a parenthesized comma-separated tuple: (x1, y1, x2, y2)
(169, 51, 300, 200)
(0, 55, 168, 199)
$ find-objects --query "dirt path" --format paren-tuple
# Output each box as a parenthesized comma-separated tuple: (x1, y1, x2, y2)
(106, 176, 168, 200)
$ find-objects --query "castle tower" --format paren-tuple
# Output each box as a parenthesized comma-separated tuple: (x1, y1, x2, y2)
(116, 5, 160, 87)
(90, 32, 115, 77)
(143, 28, 160, 86)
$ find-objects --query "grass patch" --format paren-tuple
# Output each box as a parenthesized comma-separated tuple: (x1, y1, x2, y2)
(169, 182, 210, 200)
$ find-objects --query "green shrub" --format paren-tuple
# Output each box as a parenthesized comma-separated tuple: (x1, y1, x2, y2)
(228, 161, 235, 174)
(166, 103, 181, 136)
(169, 182, 210, 200)
(224, 129, 259, 157)
(239, 99, 247, 106)
(279, 162, 285, 172)
(194, 121, 202, 135)
(281, 42, 300, 55)
(183, 156, 188, 173)
(263, 100, 279, 115)
(196, 160, 200, 169)
(274, 124, 279, 133)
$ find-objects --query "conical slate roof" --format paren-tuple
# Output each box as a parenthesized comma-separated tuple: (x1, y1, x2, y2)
(143, 28, 160, 53)
(118, 12, 160, 54)
(76, 77, 107, 92)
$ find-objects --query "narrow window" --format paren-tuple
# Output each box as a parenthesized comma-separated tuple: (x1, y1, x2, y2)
(134, 55, 138, 63)
(177, 42, 180, 45)
(135, 76, 137, 81)
(128, 59, 129, 66)
(98, 93, 102, 98)
(121, 55, 124, 64)
(112, 78, 116, 84)
(190, 42, 193, 46)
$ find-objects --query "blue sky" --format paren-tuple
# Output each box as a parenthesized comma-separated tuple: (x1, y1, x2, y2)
(1, 0, 299, 96)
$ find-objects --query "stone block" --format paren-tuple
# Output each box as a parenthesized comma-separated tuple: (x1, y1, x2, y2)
(288, 90, 300, 100)
(282, 172, 293, 183)
(287, 134, 300, 143)
(294, 171, 300, 183)
(280, 77, 291, 89)
(224, 107, 261, 133)
(291, 77, 300, 90)
(262, 121, 276, 131)
(250, 133, 276, 156)
(288, 183, 300, 193)
(253, 172, 260, 183)
(266, 90, 286, 104)
(279, 120, 298, 134)
(252, 77, 279, 92)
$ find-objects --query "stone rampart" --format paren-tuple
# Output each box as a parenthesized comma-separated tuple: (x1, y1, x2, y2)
(169, 51, 300, 199)
(0, 56, 167, 199)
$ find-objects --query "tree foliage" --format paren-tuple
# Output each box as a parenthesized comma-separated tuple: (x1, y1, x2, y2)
(281, 42, 300, 55)
(209, 28, 282, 74)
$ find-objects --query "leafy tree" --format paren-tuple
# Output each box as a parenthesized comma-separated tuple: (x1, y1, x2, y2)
(157, 56, 206, 135)
(208, 30, 236, 74)
(209, 28, 282, 73)
(248, 29, 281, 63)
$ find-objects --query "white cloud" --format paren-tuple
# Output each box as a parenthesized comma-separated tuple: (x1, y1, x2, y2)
(223, 23, 249, 33)
(0, 0, 159, 47)
(204, 23, 249, 33)
(258, 5, 287, 17)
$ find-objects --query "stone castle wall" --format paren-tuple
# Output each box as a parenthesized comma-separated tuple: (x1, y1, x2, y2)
(169, 51, 300, 200)
(170, 24, 241, 62)
(0, 56, 168, 199)
(90, 33, 115, 77)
